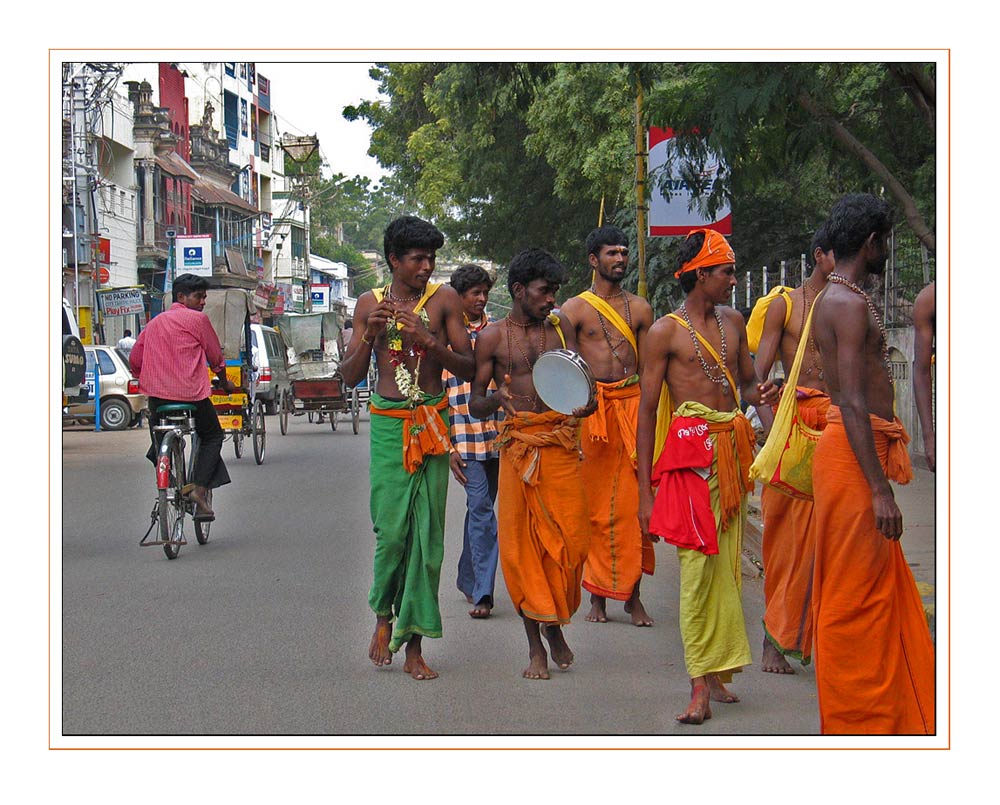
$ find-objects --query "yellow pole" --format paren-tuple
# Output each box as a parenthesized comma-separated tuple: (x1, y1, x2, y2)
(635, 81, 648, 299)
(598, 194, 605, 227)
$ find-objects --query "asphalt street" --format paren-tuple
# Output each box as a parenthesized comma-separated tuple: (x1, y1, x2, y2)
(59, 409, 937, 740)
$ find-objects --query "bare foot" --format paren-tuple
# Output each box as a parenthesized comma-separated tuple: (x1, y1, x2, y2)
(402, 638, 438, 680)
(676, 683, 712, 724)
(523, 648, 550, 680)
(761, 637, 795, 674)
(469, 602, 492, 619)
(585, 594, 608, 623)
(542, 624, 574, 669)
(707, 673, 740, 703)
(368, 618, 393, 667)
(624, 595, 654, 627)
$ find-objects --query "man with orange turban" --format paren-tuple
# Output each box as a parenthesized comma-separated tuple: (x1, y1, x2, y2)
(811, 194, 935, 734)
(637, 228, 778, 724)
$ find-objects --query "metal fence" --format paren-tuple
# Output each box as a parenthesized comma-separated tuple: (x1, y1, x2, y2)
(736, 227, 935, 328)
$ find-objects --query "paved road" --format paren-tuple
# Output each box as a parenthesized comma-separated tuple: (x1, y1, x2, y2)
(59, 410, 935, 739)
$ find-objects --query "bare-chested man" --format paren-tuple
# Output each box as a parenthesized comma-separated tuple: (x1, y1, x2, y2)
(469, 247, 597, 680)
(341, 215, 474, 681)
(636, 229, 777, 724)
(560, 226, 656, 627)
(912, 281, 936, 472)
(753, 224, 835, 675)
(810, 193, 934, 733)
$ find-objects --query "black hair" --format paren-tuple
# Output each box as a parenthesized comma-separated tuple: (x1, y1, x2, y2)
(383, 215, 445, 263)
(123, 329, 132, 337)
(676, 231, 706, 293)
(450, 263, 494, 295)
(807, 222, 833, 269)
(507, 248, 565, 294)
(585, 225, 628, 257)
(172, 273, 210, 301)
(826, 194, 894, 261)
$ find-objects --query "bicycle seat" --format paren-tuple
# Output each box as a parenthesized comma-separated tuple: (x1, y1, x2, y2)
(156, 403, 197, 414)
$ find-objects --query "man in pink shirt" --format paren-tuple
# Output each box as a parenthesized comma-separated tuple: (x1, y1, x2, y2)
(130, 274, 235, 520)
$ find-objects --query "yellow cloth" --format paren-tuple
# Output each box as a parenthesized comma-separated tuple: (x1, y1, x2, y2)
(674, 401, 753, 680)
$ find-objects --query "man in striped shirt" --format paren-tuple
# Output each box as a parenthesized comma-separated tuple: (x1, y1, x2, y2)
(130, 273, 235, 520)
(444, 264, 503, 619)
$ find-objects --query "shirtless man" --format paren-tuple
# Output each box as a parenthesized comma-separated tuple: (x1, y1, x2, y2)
(470, 247, 597, 680)
(810, 193, 934, 733)
(560, 226, 656, 627)
(341, 215, 474, 681)
(753, 225, 835, 674)
(636, 229, 777, 724)
(912, 281, 936, 472)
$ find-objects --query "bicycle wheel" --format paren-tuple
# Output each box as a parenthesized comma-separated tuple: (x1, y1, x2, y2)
(351, 387, 360, 434)
(279, 389, 289, 435)
(252, 399, 266, 464)
(233, 430, 244, 458)
(194, 488, 212, 544)
(158, 438, 186, 560)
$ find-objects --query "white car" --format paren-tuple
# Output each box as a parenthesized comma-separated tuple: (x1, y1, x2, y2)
(64, 345, 147, 430)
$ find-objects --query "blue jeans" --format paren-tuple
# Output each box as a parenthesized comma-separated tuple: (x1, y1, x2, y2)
(456, 457, 500, 606)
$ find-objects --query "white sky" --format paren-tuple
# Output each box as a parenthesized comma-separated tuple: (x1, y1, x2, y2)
(257, 62, 388, 186)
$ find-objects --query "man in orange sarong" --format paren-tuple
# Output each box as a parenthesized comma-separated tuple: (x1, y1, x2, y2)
(636, 229, 778, 724)
(560, 226, 656, 626)
(470, 248, 596, 680)
(752, 225, 835, 673)
(812, 193, 935, 734)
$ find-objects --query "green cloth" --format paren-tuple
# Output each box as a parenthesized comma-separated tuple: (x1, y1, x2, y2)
(675, 401, 753, 680)
(367, 391, 450, 653)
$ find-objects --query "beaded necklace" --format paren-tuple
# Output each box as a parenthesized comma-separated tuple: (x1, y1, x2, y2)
(505, 315, 547, 409)
(591, 285, 634, 377)
(386, 286, 422, 303)
(679, 302, 729, 390)
(800, 279, 824, 380)
(827, 273, 893, 385)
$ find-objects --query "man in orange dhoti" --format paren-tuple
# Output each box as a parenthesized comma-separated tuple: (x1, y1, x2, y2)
(561, 226, 655, 626)
(812, 194, 935, 733)
(752, 226, 835, 672)
(470, 248, 596, 679)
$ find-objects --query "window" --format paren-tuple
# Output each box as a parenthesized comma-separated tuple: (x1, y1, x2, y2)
(223, 91, 239, 149)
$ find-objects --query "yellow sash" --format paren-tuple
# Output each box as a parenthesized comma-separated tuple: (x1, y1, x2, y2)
(578, 291, 637, 355)
(373, 282, 441, 313)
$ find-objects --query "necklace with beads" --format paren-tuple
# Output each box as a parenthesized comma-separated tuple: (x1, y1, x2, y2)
(386, 287, 422, 303)
(800, 279, 824, 380)
(827, 273, 893, 385)
(589, 284, 624, 300)
(505, 315, 547, 408)
(679, 302, 730, 390)
(592, 288, 634, 377)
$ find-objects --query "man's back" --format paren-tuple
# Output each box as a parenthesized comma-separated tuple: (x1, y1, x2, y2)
(131, 303, 223, 402)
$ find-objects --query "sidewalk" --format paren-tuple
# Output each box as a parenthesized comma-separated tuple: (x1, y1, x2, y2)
(744, 464, 938, 639)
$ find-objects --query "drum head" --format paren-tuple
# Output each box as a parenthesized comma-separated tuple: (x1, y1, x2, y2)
(532, 350, 595, 415)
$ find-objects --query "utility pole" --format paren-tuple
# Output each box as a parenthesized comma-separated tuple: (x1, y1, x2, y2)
(635, 80, 648, 300)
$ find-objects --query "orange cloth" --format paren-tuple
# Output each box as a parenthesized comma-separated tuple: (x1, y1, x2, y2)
(705, 416, 757, 531)
(497, 411, 591, 623)
(761, 387, 831, 664)
(369, 396, 450, 474)
(673, 228, 736, 278)
(812, 407, 934, 734)
(581, 379, 654, 601)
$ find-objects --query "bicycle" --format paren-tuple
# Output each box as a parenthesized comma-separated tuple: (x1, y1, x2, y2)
(139, 403, 212, 559)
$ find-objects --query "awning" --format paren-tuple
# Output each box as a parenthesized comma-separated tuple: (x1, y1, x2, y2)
(192, 177, 259, 215)
(154, 152, 199, 181)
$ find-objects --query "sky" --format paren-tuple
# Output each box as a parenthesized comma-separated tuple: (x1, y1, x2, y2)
(256, 62, 388, 186)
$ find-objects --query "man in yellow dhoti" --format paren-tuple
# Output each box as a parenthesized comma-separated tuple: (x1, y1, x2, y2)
(637, 229, 778, 724)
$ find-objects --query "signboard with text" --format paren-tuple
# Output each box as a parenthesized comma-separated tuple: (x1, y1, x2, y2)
(175, 234, 213, 276)
(96, 287, 144, 317)
(648, 127, 732, 236)
(310, 284, 330, 313)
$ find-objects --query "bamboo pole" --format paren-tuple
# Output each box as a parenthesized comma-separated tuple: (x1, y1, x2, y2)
(635, 82, 647, 299)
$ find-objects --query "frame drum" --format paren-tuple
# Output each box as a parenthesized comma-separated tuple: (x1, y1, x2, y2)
(532, 349, 597, 415)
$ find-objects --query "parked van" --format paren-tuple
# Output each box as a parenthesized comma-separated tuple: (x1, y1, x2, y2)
(250, 323, 291, 414)
(62, 298, 87, 404)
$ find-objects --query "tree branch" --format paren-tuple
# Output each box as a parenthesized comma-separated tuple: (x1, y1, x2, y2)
(797, 89, 936, 253)
(888, 63, 935, 133)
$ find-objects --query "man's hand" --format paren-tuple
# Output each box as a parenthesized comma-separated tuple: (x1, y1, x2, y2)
(496, 374, 518, 416)
(755, 380, 779, 408)
(924, 440, 936, 473)
(872, 489, 903, 541)
(449, 451, 468, 485)
(638, 486, 654, 541)
(571, 393, 598, 418)
(215, 375, 236, 394)
(392, 307, 436, 350)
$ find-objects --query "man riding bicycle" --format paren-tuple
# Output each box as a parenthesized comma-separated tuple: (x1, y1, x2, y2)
(130, 274, 235, 521)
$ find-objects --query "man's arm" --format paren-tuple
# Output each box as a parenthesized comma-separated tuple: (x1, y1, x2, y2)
(199, 315, 234, 392)
(830, 296, 904, 540)
(468, 327, 514, 419)
(636, 319, 671, 539)
(340, 292, 383, 387)
(128, 330, 145, 375)
(733, 309, 774, 408)
(912, 283, 936, 472)
(752, 297, 787, 434)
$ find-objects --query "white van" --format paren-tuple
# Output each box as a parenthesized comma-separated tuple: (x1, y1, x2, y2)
(250, 323, 291, 414)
